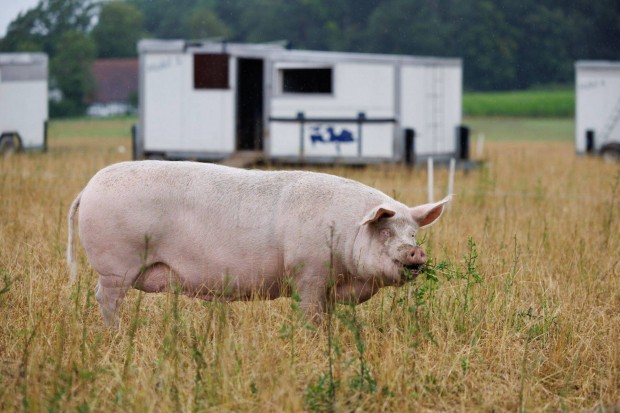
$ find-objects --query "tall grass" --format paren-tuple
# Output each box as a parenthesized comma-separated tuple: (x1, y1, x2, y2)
(0, 119, 618, 411)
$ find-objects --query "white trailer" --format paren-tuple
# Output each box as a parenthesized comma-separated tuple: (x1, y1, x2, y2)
(575, 61, 620, 161)
(136, 40, 466, 164)
(0, 53, 48, 153)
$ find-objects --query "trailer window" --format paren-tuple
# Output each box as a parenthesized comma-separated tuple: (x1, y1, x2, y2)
(281, 68, 332, 94)
(194, 53, 229, 89)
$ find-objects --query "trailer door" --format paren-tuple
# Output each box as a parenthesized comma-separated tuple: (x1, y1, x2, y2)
(236, 58, 264, 150)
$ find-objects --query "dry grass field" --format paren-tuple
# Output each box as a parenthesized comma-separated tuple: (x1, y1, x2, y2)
(1, 118, 619, 412)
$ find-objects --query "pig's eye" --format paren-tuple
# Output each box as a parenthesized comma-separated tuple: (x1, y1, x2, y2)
(380, 228, 392, 238)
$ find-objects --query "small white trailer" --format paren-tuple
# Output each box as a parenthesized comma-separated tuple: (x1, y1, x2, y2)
(575, 61, 620, 161)
(0, 53, 48, 153)
(135, 40, 467, 165)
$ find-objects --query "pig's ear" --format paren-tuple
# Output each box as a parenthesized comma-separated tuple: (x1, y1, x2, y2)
(409, 195, 452, 228)
(361, 204, 396, 225)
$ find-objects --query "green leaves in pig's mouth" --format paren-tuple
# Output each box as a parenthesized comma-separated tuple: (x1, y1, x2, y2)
(401, 264, 424, 282)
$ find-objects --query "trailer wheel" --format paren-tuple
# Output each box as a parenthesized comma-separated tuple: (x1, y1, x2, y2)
(601, 143, 620, 163)
(0, 133, 21, 155)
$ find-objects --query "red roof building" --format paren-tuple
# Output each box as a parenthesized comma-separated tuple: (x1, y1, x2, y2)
(88, 59, 138, 116)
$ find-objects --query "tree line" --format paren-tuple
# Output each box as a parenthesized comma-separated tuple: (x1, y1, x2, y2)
(1, 0, 618, 116)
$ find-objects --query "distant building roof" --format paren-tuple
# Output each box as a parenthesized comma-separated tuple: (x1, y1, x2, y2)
(90, 59, 138, 104)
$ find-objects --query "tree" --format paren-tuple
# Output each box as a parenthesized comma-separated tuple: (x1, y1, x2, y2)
(0, 0, 96, 116)
(573, 0, 620, 61)
(92, 1, 144, 58)
(365, 0, 450, 56)
(128, 0, 197, 38)
(4, 0, 617, 93)
(0, 8, 44, 52)
(1, 0, 95, 55)
(238, 0, 331, 49)
(50, 30, 96, 116)
(187, 7, 231, 40)
(500, 1, 573, 88)
(449, 0, 518, 90)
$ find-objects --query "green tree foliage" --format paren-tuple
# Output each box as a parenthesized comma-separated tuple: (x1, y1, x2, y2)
(186, 7, 231, 40)
(237, 0, 330, 49)
(2, 0, 620, 93)
(0, 0, 96, 116)
(570, 0, 620, 61)
(1, 0, 95, 55)
(123, 0, 620, 90)
(50, 30, 96, 116)
(450, 0, 519, 90)
(365, 0, 450, 56)
(127, 0, 197, 39)
(92, 1, 144, 58)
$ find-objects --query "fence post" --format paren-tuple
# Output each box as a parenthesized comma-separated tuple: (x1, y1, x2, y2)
(586, 130, 595, 154)
(357, 112, 365, 157)
(476, 133, 485, 158)
(427, 157, 434, 203)
(131, 123, 138, 160)
(448, 158, 455, 204)
(457, 125, 470, 160)
(297, 112, 305, 159)
(404, 128, 415, 166)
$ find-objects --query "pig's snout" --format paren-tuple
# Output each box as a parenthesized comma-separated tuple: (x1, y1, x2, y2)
(405, 246, 427, 269)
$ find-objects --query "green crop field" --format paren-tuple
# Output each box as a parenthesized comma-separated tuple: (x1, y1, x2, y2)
(1, 118, 618, 412)
(463, 89, 575, 118)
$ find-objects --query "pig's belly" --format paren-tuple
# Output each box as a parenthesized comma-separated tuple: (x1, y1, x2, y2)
(335, 279, 380, 304)
(134, 258, 285, 301)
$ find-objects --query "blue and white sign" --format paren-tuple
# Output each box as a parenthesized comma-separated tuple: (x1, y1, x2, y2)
(307, 124, 356, 156)
(309, 125, 355, 144)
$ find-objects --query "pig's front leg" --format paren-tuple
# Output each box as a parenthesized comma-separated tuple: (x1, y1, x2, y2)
(294, 269, 328, 324)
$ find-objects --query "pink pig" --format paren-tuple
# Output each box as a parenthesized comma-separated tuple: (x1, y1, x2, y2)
(67, 161, 450, 327)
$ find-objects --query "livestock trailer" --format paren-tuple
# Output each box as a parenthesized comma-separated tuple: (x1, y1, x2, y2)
(575, 61, 620, 161)
(135, 40, 466, 164)
(0, 53, 48, 153)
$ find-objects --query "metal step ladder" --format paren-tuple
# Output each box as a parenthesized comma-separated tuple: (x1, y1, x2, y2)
(426, 65, 445, 152)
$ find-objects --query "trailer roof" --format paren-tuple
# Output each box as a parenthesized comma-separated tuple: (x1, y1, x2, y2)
(0, 53, 48, 66)
(268, 48, 461, 67)
(138, 39, 286, 55)
(575, 60, 620, 71)
(138, 39, 461, 67)
(0, 53, 48, 82)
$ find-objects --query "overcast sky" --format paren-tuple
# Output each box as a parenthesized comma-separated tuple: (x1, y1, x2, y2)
(0, 0, 41, 37)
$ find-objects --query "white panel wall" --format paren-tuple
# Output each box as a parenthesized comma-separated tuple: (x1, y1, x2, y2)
(269, 62, 395, 158)
(0, 80, 47, 147)
(269, 122, 394, 158)
(143, 53, 235, 153)
(143, 54, 184, 151)
(576, 67, 620, 153)
(401, 64, 462, 156)
(361, 124, 395, 157)
(269, 123, 301, 157)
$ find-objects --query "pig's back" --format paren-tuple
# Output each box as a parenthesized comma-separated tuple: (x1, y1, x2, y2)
(81, 160, 390, 226)
(78, 161, 393, 280)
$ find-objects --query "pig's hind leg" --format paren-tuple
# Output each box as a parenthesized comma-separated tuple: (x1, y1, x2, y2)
(90, 249, 153, 327)
(96, 263, 180, 327)
(95, 271, 137, 328)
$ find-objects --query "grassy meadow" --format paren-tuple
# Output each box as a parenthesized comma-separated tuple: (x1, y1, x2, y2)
(466, 117, 574, 142)
(1, 117, 619, 412)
